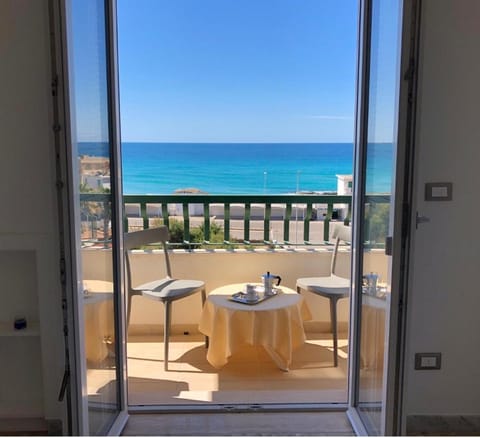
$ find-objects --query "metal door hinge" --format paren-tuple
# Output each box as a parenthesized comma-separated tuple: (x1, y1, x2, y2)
(385, 236, 393, 256)
(51, 75, 58, 96)
(58, 367, 70, 401)
(59, 257, 66, 284)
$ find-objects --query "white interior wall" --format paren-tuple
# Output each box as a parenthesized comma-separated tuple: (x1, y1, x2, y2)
(7, 0, 480, 431)
(0, 0, 64, 425)
(402, 0, 480, 425)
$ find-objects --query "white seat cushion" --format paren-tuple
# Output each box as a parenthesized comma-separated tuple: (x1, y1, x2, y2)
(134, 278, 204, 301)
(296, 274, 349, 297)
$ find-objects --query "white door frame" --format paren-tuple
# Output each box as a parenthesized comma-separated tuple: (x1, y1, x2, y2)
(347, 0, 421, 434)
(50, 0, 128, 434)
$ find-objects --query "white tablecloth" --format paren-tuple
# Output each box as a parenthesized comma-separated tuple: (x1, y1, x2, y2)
(199, 283, 312, 371)
(360, 293, 388, 370)
(83, 280, 114, 363)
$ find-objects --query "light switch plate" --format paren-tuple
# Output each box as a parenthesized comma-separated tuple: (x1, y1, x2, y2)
(425, 182, 453, 201)
(414, 352, 442, 370)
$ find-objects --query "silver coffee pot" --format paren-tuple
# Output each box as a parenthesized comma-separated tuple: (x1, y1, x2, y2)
(261, 271, 281, 295)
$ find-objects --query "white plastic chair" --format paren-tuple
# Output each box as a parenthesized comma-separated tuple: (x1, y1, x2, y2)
(124, 226, 207, 370)
(296, 224, 351, 367)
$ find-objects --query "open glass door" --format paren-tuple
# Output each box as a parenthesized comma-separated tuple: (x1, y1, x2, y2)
(57, 0, 128, 434)
(348, 0, 417, 434)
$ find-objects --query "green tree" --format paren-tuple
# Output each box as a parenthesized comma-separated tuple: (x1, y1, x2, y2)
(79, 183, 111, 246)
(166, 220, 231, 249)
(365, 203, 390, 246)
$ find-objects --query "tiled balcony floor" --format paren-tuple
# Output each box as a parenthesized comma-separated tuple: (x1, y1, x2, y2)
(126, 331, 348, 406)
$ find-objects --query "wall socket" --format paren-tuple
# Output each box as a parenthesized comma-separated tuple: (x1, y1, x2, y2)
(414, 352, 442, 370)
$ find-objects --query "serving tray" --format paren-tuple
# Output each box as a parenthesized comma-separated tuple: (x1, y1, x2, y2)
(230, 287, 281, 305)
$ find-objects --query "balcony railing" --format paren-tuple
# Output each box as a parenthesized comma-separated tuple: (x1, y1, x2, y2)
(124, 194, 354, 246)
(80, 193, 391, 248)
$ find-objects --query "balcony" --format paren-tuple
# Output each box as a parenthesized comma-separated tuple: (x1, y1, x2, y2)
(81, 194, 389, 407)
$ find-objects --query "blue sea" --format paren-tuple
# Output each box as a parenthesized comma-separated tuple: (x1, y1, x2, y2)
(79, 142, 393, 194)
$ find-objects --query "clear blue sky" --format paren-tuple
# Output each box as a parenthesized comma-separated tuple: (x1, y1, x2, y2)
(117, 0, 359, 143)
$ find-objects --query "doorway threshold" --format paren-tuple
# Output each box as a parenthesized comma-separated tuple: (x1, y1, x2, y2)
(129, 402, 348, 414)
(122, 409, 354, 436)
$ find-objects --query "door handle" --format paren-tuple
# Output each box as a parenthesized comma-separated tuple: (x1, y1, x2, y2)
(416, 212, 430, 228)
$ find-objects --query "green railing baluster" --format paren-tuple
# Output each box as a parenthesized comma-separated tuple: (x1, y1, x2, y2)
(344, 202, 352, 226)
(284, 203, 292, 243)
(244, 203, 251, 243)
(161, 203, 169, 228)
(203, 203, 210, 243)
(141, 202, 148, 230)
(304, 203, 312, 243)
(264, 203, 271, 242)
(183, 203, 190, 243)
(224, 203, 230, 242)
(324, 202, 333, 241)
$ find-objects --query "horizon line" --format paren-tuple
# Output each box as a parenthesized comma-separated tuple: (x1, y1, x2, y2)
(79, 140, 359, 144)
(121, 140, 356, 144)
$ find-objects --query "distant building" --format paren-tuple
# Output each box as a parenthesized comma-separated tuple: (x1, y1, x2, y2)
(336, 174, 353, 220)
(79, 156, 110, 190)
(81, 174, 111, 191)
(79, 155, 109, 174)
(336, 174, 353, 196)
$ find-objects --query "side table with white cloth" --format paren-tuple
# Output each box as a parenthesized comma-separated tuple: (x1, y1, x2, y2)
(198, 283, 312, 371)
(83, 280, 114, 363)
(360, 292, 388, 370)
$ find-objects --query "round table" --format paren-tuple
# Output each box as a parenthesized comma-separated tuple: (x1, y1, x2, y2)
(198, 283, 312, 371)
(83, 280, 114, 363)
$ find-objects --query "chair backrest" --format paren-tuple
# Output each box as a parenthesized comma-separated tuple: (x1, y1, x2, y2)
(124, 227, 172, 290)
(330, 224, 351, 275)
